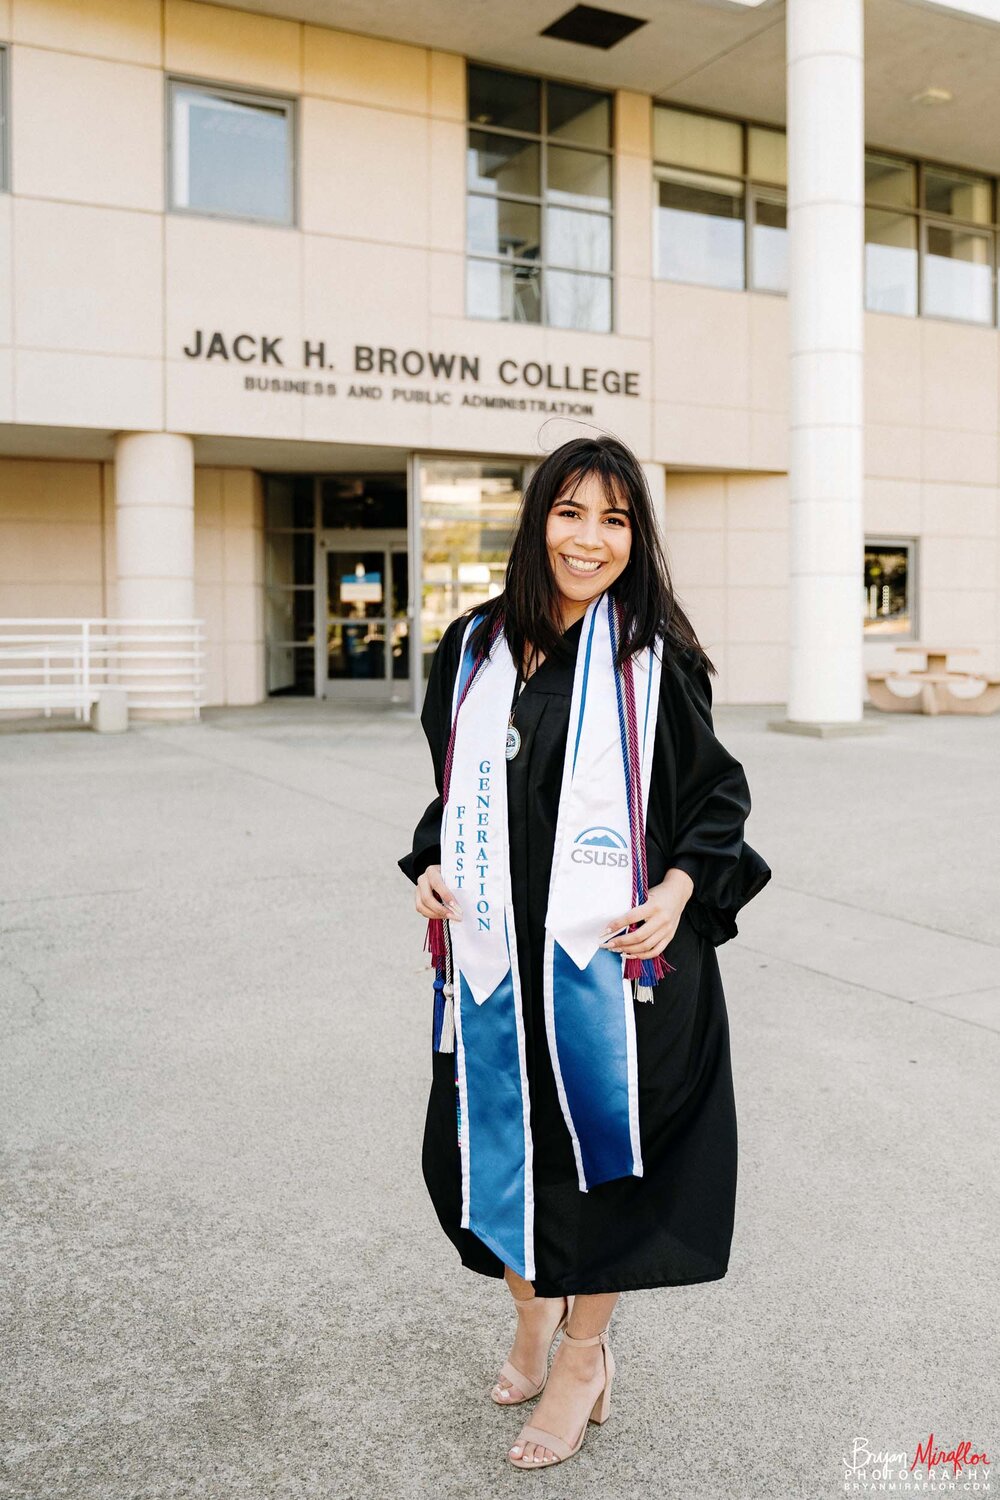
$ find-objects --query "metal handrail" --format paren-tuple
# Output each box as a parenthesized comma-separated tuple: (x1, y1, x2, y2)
(0, 618, 206, 720)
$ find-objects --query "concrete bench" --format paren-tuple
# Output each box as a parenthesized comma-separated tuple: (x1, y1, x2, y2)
(0, 685, 129, 732)
(867, 670, 1000, 716)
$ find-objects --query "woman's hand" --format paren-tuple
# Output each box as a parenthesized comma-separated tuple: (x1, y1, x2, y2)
(600, 868, 695, 958)
(415, 863, 463, 923)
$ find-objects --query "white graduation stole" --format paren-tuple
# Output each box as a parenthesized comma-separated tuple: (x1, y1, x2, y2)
(437, 592, 663, 1281)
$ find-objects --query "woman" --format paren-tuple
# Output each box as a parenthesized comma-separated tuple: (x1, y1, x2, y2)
(398, 435, 770, 1471)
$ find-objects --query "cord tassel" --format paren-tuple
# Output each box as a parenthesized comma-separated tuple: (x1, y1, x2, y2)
(438, 982, 455, 1052)
(624, 948, 676, 995)
(425, 916, 447, 966)
(431, 917, 456, 1054)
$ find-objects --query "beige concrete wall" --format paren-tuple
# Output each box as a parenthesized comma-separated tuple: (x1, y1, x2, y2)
(193, 467, 265, 706)
(0, 0, 651, 453)
(0, 0, 998, 701)
(0, 458, 110, 616)
(0, 457, 263, 705)
(663, 471, 789, 705)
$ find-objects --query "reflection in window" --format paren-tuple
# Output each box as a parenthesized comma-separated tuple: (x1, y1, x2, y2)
(922, 224, 993, 324)
(418, 459, 527, 678)
(466, 65, 613, 331)
(547, 82, 611, 148)
(169, 80, 294, 224)
(865, 154, 916, 210)
(467, 195, 541, 260)
(656, 170, 744, 289)
(750, 193, 787, 292)
(653, 108, 785, 294)
(864, 541, 914, 637)
(865, 209, 918, 316)
(924, 167, 992, 225)
(466, 130, 540, 197)
(653, 105, 742, 177)
(547, 270, 612, 333)
(546, 206, 611, 272)
(466, 259, 541, 322)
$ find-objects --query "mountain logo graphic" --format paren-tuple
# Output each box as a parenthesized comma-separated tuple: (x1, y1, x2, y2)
(570, 826, 630, 868)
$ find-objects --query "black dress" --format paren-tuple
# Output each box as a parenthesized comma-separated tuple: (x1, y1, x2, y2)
(398, 610, 771, 1296)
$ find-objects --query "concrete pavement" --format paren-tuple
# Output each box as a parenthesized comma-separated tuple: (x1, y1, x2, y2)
(1, 699, 998, 1500)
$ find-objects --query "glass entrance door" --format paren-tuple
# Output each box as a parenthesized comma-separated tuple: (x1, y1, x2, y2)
(320, 530, 408, 698)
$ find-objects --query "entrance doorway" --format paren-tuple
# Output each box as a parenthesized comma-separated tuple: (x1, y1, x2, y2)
(263, 470, 411, 702)
(319, 530, 408, 696)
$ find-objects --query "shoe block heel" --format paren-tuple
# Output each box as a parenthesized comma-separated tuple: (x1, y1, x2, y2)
(589, 1348, 615, 1425)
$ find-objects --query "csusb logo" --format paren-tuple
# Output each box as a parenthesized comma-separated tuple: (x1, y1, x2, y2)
(570, 826, 630, 868)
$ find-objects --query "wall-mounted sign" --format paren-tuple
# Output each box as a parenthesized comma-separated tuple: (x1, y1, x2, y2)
(341, 572, 383, 604)
(181, 330, 641, 411)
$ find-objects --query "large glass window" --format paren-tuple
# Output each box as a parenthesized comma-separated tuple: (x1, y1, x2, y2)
(653, 106, 786, 294)
(416, 458, 527, 677)
(864, 539, 916, 638)
(653, 108, 1000, 326)
(466, 65, 613, 332)
(168, 79, 295, 224)
(866, 153, 996, 325)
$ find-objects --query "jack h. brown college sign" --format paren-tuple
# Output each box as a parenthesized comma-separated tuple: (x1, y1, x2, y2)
(181, 330, 642, 415)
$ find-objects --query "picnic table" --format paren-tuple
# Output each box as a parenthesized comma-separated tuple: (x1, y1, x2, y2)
(866, 645, 1000, 716)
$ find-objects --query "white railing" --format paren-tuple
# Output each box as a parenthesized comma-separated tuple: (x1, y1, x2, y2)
(0, 618, 206, 720)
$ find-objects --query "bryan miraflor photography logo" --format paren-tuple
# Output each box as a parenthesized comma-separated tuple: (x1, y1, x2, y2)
(843, 1434, 991, 1493)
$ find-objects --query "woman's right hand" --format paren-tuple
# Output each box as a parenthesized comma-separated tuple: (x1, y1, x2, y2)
(415, 864, 463, 922)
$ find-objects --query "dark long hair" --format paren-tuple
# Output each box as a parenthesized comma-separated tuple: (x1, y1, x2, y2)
(467, 435, 715, 676)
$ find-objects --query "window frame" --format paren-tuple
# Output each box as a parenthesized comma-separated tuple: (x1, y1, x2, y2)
(165, 74, 298, 228)
(464, 61, 615, 333)
(652, 103, 1000, 326)
(651, 101, 787, 297)
(865, 147, 999, 326)
(863, 535, 919, 641)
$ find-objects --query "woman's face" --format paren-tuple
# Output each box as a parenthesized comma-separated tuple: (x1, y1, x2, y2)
(545, 471, 633, 618)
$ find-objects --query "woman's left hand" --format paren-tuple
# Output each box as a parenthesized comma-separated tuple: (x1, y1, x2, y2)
(600, 868, 695, 958)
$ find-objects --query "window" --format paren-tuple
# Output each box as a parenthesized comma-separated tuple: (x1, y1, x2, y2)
(652, 110, 1000, 327)
(0, 46, 8, 193)
(466, 65, 613, 332)
(653, 106, 787, 294)
(264, 475, 315, 695)
(864, 539, 916, 638)
(865, 153, 996, 325)
(168, 79, 296, 225)
(416, 457, 526, 676)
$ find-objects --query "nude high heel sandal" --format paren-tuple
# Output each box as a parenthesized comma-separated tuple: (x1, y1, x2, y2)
(507, 1325, 616, 1468)
(491, 1294, 574, 1405)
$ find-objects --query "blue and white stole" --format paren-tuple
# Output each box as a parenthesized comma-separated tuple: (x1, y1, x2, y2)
(424, 591, 668, 1281)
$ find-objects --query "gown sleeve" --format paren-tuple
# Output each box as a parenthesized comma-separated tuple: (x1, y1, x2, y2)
(397, 615, 466, 886)
(649, 644, 772, 946)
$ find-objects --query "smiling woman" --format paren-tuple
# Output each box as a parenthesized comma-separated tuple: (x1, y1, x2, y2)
(398, 434, 771, 1471)
(545, 468, 633, 606)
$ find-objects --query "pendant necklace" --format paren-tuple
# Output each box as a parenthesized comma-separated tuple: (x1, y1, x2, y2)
(506, 646, 537, 761)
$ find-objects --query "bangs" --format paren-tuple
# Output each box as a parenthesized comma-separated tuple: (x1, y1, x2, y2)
(553, 458, 631, 512)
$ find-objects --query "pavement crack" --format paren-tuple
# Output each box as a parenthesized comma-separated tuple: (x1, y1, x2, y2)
(0, 946, 48, 1038)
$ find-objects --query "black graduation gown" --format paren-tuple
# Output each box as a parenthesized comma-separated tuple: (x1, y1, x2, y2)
(398, 610, 771, 1296)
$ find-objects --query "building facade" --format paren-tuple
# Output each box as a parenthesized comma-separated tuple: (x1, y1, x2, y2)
(0, 0, 999, 714)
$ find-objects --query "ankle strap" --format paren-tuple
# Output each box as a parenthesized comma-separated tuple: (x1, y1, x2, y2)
(562, 1325, 609, 1346)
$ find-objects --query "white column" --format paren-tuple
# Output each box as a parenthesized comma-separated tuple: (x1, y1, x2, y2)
(114, 431, 196, 720)
(784, 0, 865, 727)
(641, 461, 668, 550)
